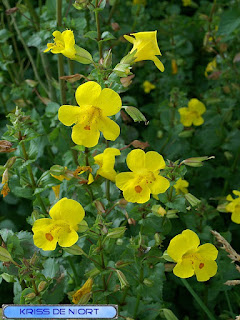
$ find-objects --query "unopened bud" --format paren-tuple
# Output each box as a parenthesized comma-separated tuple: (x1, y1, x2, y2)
(107, 227, 126, 239)
(94, 200, 105, 213)
(111, 22, 120, 31)
(118, 198, 128, 208)
(5, 156, 17, 168)
(25, 292, 36, 300)
(128, 218, 136, 225)
(152, 205, 166, 217)
(181, 156, 215, 167)
(184, 193, 201, 207)
(38, 281, 47, 292)
(50, 165, 66, 175)
(116, 270, 129, 289)
(154, 233, 162, 246)
(103, 50, 112, 69)
(2, 169, 9, 184)
(143, 278, 154, 287)
(120, 74, 135, 87)
(114, 63, 132, 77)
(224, 151, 233, 160)
(0, 140, 16, 153)
(178, 129, 194, 138)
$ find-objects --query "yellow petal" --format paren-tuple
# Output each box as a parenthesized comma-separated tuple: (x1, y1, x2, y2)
(75, 81, 102, 107)
(173, 260, 195, 279)
(152, 56, 165, 72)
(192, 116, 204, 126)
(61, 30, 76, 59)
(145, 151, 166, 171)
(233, 190, 240, 196)
(71, 123, 100, 148)
(95, 148, 120, 182)
(167, 229, 200, 262)
(49, 198, 85, 227)
(197, 243, 218, 260)
(115, 172, 136, 190)
(122, 180, 151, 203)
(58, 105, 82, 126)
(194, 260, 217, 282)
(126, 149, 145, 172)
(149, 175, 170, 194)
(97, 88, 122, 116)
(32, 218, 53, 233)
(52, 185, 61, 198)
(188, 99, 206, 115)
(58, 227, 79, 247)
(33, 231, 58, 251)
(231, 211, 240, 224)
(124, 34, 135, 44)
(98, 117, 120, 141)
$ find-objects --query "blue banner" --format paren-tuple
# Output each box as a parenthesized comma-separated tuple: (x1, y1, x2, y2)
(2, 305, 118, 319)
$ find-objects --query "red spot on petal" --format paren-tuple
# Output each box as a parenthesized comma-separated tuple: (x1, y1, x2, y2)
(199, 263, 204, 269)
(135, 185, 142, 193)
(45, 233, 54, 241)
(84, 125, 91, 130)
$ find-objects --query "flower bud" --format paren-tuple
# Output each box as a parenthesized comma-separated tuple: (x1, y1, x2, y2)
(128, 218, 136, 225)
(154, 233, 162, 246)
(25, 292, 36, 300)
(143, 278, 154, 287)
(0, 140, 16, 153)
(184, 193, 201, 207)
(116, 270, 129, 289)
(152, 205, 166, 217)
(118, 198, 128, 208)
(111, 22, 120, 31)
(50, 165, 66, 176)
(94, 200, 105, 213)
(2, 169, 9, 184)
(181, 156, 215, 167)
(114, 63, 132, 77)
(5, 156, 17, 168)
(120, 74, 135, 87)
(103, 50, 112, 69)
(38, 281, 47, 292)
(107, 227, 126, 239)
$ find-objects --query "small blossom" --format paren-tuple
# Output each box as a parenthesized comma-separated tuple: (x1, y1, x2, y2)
(179, 98, 206, 127)
(143, 80, 156, 94)
(174, 178, 189, 195)
(94, 148, 120, 182)
(226, 190, 240, 224)
(32, 198, 85, 251)
(182, 0, 191, 6)
(44, 30, 76, 59)
(124, 31, 164, 72)
(58, 81, 122, 148)
(167, 229, 218, 281)
(72, 278, 93, 304)
(115, 149, 170, 203)
(205, 58, 217, 78)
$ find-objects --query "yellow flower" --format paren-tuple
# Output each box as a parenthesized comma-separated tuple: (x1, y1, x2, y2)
(182, 0, 191, 6)
(167, 229, 218, 282)
(124, 31, 164, 72)
(51, 167, 70, 199)
(32, 198, 85, 251)
(226, 190, 240, 224)
(72, 278, 93, 304)
(205, 58, 217, 77)
(143, 80, 156, 93)
(44, 30, 76, 59)
(174, 178, 189, 195)
(179, 98, 206, 127)
(171, 59, 178, 74)
(94, 148, 120, 182)
(58, 81, 122, 148)
(115, 149, 170, 203)
(133, 0, 146, 5)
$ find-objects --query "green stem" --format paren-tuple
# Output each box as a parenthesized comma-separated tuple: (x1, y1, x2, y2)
(3, 0, 48, 95)
(19, 133, 48, 215)
(133, 264, 144, 318)
(67, 256, 80, 286)
(181, 278, 216, 320)
(57, 0, 67, 104)
(95, 0, 103, 59)
(24, 0, 40, 29)
(40, 53, 57, 101)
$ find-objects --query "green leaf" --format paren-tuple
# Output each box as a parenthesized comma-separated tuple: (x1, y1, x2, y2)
(160, 309, 179, 320)
(84, 31, 98, 41)
(0, 247, 14, 263)
(0, 29, 12, 43)
(123, 106, 147, 123)
(217, 9, 240, 35)
(101, 31, 116, 42)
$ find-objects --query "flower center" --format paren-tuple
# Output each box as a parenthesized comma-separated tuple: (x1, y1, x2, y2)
(45, 233, 54, 241)
(79, 106, 102, 130)
(135, 185, 142, 193)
